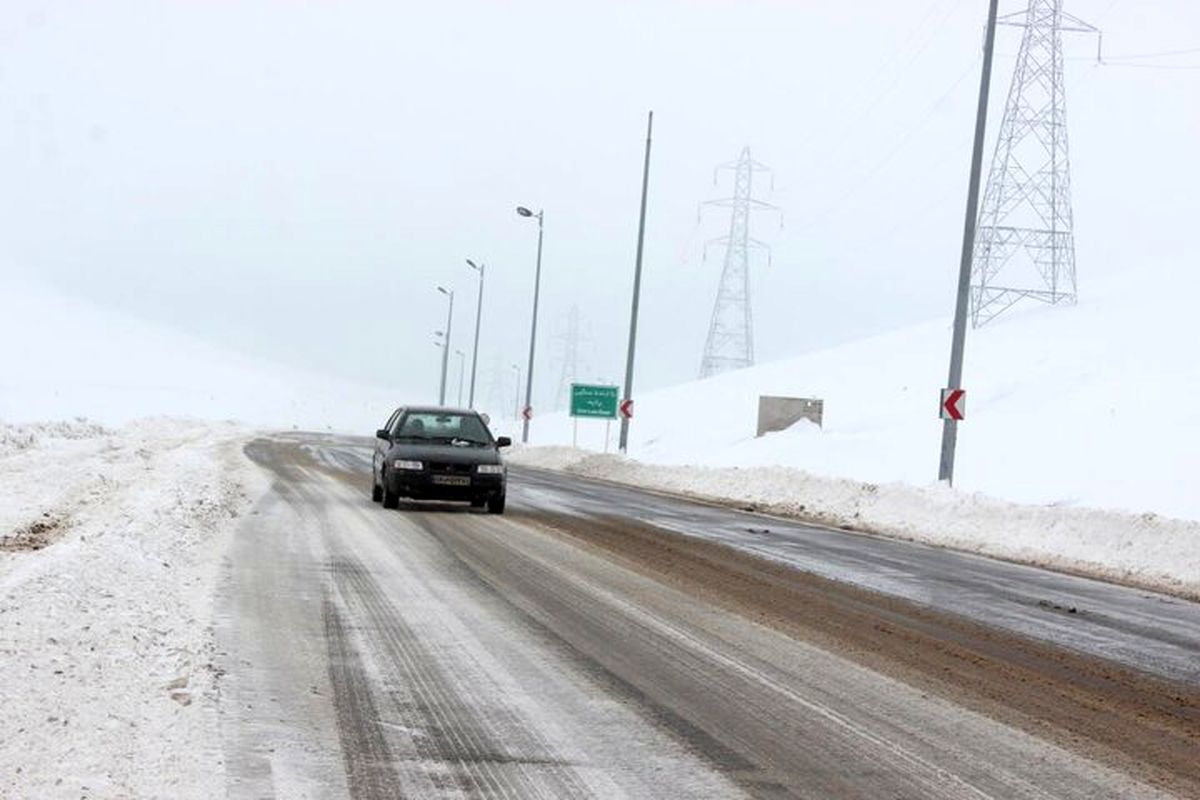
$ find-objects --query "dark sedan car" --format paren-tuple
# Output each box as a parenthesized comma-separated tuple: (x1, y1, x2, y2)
(371, 406, 511, 513)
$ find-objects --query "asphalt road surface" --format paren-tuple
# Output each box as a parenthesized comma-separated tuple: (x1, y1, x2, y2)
(215, 433, 1200, 799)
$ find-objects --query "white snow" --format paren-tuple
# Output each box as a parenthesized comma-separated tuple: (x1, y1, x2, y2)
(509, 446, 1200, 599)
(510, 261, 1200, 597)
(0, 418, 262, 798)
(0, 277, 408, 433)
(520, 262, 1199, 523)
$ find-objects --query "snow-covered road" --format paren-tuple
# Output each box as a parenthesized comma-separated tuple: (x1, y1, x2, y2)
(215, 433, 1195, 799)
(4, 426, 1198, 798)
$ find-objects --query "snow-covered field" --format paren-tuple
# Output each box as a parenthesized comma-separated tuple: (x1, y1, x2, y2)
(0, 418, 261, 798)
(0, 278, 409, 434)
(519, 262, 1199, 524)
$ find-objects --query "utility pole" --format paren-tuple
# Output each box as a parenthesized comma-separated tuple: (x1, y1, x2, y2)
(940, 0, 1000, 485)
(619, 110, 654, 454)
(466, 259, 485, 407)
(455, 350, 466, 407)
(516, 206, 545, 443)
(511, 363, 522, 420)
(437, 286, 454, 406)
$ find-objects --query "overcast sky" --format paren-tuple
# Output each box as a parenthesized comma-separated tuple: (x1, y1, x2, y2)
(2, 0, 1198, 412)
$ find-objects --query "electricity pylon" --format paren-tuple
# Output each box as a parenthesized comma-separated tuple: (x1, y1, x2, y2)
(698, 147, 779, 379)
(554, 305, 583, 410)
(971, 0, 1098, 327)
(484, 354, 508, 419)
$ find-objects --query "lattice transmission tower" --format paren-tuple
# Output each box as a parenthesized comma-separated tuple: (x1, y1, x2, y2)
(698, 147, 778, 379)
(554, 305, 584, 411)
(971, 0, 1098, 327)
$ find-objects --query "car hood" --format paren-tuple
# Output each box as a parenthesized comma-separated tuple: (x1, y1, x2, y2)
(387, 442, 502, 465)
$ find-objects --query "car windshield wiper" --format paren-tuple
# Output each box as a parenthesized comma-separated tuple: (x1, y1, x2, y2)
(441, 436, 487, 447)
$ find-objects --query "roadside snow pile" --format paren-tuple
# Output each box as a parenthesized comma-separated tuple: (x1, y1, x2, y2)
(0, 418, 108, 457)
(510, 448, 1200, 599)
(0, 418, 262, 799)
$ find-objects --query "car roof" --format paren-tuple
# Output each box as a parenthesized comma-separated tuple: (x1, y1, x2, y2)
(400, 406, 479, 416)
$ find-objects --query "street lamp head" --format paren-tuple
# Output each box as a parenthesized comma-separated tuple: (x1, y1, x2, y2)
(437, 285, 449, 295)
(466, 258, 480, 271)
(516, 206, 533, 218)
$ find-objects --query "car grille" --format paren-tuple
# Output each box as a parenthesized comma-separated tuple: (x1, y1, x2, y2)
(428, 462, 473, 475)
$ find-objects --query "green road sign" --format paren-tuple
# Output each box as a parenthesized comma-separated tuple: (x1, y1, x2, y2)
(570, 383, 619, 419)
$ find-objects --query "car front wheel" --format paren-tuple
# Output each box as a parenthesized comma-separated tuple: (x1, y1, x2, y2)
(487, 494, 505, 515)
(382, 472, 399, 509)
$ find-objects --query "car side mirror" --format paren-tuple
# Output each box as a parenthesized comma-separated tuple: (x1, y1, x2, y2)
(496, 436, 512, 448)
(376, 429, 391, 441)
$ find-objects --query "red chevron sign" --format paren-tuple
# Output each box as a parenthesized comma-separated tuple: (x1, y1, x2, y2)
(940, 388, 965, 421)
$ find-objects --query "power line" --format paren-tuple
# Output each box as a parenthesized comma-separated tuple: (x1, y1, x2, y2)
(1102, 45, 1200, 61)
(795, 55, 982, 231)
(794, 0, 965, 171)
(1098, 61, 1200, 71)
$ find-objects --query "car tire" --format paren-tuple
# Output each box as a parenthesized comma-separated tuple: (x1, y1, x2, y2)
(487, 494, 506, 515)
(470, 498, 486, 508)
(372, 476, 383, 503)
(382, 473, 399, 509)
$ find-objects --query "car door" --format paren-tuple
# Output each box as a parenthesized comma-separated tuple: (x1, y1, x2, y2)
(375, 407, 402, 481)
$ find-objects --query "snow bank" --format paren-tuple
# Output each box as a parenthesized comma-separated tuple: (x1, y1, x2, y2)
(510, 447, 1200, 599)
(0, 418, 262, 798)
(0, 418, 109, 457)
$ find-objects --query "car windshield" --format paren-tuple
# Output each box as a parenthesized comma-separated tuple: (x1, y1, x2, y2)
(395, 413, 491, 445)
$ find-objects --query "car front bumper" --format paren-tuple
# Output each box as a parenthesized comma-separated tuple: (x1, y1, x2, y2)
(386, 470, 505, 501)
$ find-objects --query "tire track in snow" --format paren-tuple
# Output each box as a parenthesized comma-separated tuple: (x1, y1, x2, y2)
(331, 555, 596, 799)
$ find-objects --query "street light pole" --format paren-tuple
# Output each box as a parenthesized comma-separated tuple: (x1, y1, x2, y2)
(619, 110, 654, 454)
(455, 349, 466, 407)
(437, 286, 454, 405)
(465, 259, 485, 408)
(939, 0, 1000, 485)
(516, 206, 544, 444)
(432, 336, 444, 402)
(511, 364, 522, 420)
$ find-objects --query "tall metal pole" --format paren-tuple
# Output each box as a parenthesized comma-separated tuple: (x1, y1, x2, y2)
(517, 208, 544, 444)
(511, 364, 522, 420)
(466, 260, 485, 408)
(940, 0, 1000, 484)
(437, 287, 454, 406)
(619, 110, 654, 454)
(455, 350, 466, 407)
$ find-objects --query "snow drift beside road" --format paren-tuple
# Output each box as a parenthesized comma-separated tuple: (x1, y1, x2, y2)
(510, 447, 1200, 599)
(0, 419, 261, 799)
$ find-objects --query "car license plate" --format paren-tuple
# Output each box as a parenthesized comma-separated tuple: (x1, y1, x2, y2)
(431, 475, 470, 487)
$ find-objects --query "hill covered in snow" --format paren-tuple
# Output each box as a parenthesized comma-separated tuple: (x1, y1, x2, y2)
(0, 278, 411, 433)
(520, 260, 1197, 522)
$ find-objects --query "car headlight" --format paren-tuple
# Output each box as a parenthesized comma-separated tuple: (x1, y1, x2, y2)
(393, 460, 423, 471)
(476, 464, 505, 475)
